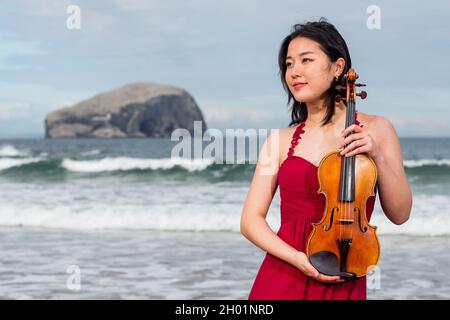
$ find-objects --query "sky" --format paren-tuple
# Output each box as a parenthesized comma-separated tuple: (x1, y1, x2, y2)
(0, 0, 449, 138)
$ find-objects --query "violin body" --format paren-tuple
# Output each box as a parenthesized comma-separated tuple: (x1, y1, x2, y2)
(306, 150, 380, 278)
(306, 68, 380, 279)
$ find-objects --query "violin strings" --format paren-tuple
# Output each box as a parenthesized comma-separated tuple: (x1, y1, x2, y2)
(350, 108, 356, 245)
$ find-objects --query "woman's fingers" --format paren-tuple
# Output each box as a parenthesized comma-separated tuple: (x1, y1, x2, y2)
(339, 133, 364, 148)
(295, 252, 345, 283)
(340, 139, 364, 155)
(301, 260, 343, 283)
(315, 273, 345, 283)
(341, 124, 362, 137)
(304, 267, 319, 278)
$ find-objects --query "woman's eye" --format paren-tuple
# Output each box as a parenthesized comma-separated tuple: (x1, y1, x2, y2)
(286, 58, 312, 67)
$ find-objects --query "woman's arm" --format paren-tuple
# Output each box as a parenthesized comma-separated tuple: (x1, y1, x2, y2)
(340, 115, 413, 225)
(240, 129, 299, 266)
(371, 116, 412, 225)
(240, 129, 343, 283)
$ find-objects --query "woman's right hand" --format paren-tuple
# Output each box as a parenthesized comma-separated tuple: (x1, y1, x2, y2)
(293, 251, 345, 284)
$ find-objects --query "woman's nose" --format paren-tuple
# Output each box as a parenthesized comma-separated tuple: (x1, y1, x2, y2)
(289, 64, 303, 78)
(290, 70, 302, 79)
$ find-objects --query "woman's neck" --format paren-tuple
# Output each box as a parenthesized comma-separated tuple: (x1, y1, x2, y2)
(305, 101, 347, 128)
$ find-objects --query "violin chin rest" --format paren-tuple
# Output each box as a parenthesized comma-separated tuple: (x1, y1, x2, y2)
(310, 251, 356, 280)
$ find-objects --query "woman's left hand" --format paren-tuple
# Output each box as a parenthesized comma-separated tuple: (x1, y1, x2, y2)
(338, 124, 381, 161)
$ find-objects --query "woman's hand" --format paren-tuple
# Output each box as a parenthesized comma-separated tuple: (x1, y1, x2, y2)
(293, 252, 345, 284)
(338, 124, 381, 162)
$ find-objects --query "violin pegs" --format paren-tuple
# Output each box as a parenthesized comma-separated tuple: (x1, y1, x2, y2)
(335, 85, 346, 91)
(356, 91, 367, 99)
(355, 83, 366, 87)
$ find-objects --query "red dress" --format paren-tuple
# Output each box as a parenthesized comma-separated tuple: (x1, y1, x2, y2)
(248, 111, 376, 300)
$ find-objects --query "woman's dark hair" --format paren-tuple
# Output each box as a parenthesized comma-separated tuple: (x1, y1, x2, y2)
(278, 18, 352, 127)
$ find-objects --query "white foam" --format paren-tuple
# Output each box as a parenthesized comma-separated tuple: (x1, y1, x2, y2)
(404, 159, 450, 167)
(80, 149, 101, 156)
(0, 202, 246, 232)
(0, 157, 42, 171)
(0, 145, 28, 157)
(0, 183, 447, 236)
(370, 194, 450, 236)
(61, 157, 216, 172)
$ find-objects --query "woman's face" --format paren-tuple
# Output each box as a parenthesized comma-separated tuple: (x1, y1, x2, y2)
(285, 37, 339, 104)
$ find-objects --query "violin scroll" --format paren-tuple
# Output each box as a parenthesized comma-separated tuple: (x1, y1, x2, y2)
(334, 69, 368, 103)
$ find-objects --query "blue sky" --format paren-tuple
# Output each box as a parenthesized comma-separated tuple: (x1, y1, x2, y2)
(0, 0, 449, 138)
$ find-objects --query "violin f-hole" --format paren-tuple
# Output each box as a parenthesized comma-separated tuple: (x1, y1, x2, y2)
(355, 207, 368, 233)
(323, 207, 338, 231)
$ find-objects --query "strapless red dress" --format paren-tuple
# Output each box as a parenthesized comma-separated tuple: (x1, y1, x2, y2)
(248, 111, 376, 300)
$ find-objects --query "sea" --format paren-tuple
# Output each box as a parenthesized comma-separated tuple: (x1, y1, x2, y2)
(0, 137, 449, 299)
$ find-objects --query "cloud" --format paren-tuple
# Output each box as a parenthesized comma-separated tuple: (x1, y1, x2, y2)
(202, 104, 288, 132)
(15, 0, 74, 17)
(0, 100, 32, 120)
(0, 0, 449, 137)
(0, 32, 46, 70)
(202, 106, 234, 124)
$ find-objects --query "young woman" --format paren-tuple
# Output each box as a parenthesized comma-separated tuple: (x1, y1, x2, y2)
(240, 19, 412, 300)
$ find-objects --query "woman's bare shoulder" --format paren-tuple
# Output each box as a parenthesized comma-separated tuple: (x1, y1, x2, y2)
(278, 125, 297, 137)
(358, 112, 389, 130)
(357, 112, 398, 145)
(356, 111, 377, 126)
(262, 127, 294, 155)
(277, 125, 299, 145)
(358, 111, 394, 128)
(273, 125, 299, 164)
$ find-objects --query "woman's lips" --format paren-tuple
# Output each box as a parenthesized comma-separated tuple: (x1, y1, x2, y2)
(293, 83, 306, 90)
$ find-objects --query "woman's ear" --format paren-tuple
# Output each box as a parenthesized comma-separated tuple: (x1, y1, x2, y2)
(335, 57, 346, 76)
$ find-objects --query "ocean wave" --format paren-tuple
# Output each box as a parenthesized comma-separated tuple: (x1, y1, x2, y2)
(0, 157, 42, 171)
(404, 159, 450, 168)
(0, 156, 219, 173)
(80, 149, 101, 156)
(0, 156, 254, 181)
(366, 194, 450, 237)
(0, 203, 242, 232)
(0, 145, 29, 157)
(0, 194, 448, 236)
(2, 155, 450, 178)
(61, 157, 217, 172)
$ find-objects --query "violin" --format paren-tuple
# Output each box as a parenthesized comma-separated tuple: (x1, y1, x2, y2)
(306, 68, 380, 280)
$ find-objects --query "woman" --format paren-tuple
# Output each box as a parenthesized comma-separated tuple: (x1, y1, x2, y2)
(240, 19, 412, 300)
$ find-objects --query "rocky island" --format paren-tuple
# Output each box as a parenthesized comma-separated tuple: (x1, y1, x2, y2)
(45, 83, 207, 138)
